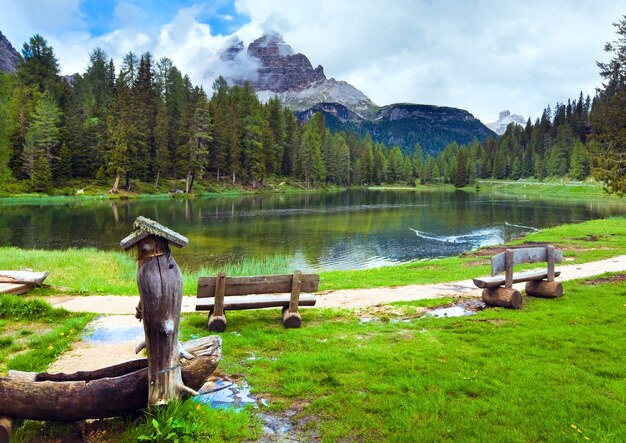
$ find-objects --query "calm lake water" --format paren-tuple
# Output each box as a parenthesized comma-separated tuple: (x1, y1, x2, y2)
(1, 190, 625, 272)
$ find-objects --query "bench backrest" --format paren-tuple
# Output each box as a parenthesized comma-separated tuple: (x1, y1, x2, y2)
(491, 246, 563, 276)
(197, 273, 320, 298)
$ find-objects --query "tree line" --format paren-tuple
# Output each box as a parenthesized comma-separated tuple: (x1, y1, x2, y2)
(2, 19, 626, 196)
(0, 35, 420, 194)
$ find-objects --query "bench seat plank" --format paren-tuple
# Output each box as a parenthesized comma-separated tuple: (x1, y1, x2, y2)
(197, 274, 319, 298)
(196, 294, 317, 311)
(473, 270, 561, 289)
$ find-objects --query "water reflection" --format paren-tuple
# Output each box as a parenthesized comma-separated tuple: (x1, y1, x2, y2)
(1, 190, 625, 272)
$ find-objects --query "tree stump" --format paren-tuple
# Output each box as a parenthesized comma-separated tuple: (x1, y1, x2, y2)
(482, 287, 522, 309)
(525, 280, 563, 298)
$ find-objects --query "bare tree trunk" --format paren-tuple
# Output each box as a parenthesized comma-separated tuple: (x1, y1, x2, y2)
(155, 170, 160, 188)
(124, 171, 131, 191)
(188, 170, 196, 194)
(111, 173, 120, 193)
(232, 169, 236, 185)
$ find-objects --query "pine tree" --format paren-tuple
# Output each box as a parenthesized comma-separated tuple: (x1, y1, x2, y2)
(21, 91, 61, 179)
(454, 148, 469, 187)
(180, 95, 212, 193)
(568, 140, 588, 180)
(31, 154, 52, 193)
(589, 14, 626, 195)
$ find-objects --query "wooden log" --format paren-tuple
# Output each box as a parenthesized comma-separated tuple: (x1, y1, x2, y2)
(525, 280, 563, 298)
(196, 294, 317, 311)
(136, 236, 193, 406)
(197, 273, 319, 298)
(208, 272, 227, 332)
(282, 306, 302, 328)
(0, 416, 13, 443)
(473, 270, 561, 288)
(482, 287, 523, 309)
(0, 336, 220, 422)
(289, 270, 302, 314)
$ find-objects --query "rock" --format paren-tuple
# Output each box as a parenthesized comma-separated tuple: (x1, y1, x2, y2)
(0, 30, 20, 74)
(486, 110, 526, 135)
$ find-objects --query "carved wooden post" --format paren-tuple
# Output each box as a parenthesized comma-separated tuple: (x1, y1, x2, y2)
(121, 216, 196, 406)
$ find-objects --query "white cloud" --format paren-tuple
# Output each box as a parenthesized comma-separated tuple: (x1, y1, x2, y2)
(1, 0, 624, 123)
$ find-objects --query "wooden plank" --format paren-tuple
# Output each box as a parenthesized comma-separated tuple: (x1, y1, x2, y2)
(491, 247, 563, 276)
(197, 274, 319, 298)
(0, 283, 33, 295)
(196, 294, 317, 311)
(473, 270, 561, 288)
(0, 270, 48, 285)
(505, 249, 514, 289)
(547, 245, 555, 282)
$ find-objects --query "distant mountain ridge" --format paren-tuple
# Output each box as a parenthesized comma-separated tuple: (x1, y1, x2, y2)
(223, 33, 496, 154)
(0, 30, 19, 73)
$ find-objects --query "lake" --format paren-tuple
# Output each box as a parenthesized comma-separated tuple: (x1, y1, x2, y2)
(1, 189, 625, 272)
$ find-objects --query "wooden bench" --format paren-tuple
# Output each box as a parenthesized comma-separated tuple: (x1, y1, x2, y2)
(195, 270, 319, 332)
(473, 245, 563, 309)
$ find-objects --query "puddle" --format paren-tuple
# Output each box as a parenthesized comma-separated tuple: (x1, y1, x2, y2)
(424, 299, 486, 318)
(81, 315, 144, 344)
(195, 377, 260, 410)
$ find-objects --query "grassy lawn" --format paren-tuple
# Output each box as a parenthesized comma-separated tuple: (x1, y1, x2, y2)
(174, 275, 625, 442)
(0, 296, 94, 375)
(13, 274, 624, 441)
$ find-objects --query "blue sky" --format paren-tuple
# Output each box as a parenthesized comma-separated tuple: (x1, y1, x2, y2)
(78, 0, 249, 37)
(0, 0, 624, 123)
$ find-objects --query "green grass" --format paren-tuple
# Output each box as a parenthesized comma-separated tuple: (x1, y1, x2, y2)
(173, 275, 626, 442)
(1, 216, 625, 295)
(0, 295, 94, 375)
(477, 178, 622, 200)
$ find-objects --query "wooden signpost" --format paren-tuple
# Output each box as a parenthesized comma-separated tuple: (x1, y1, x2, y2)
(120, 216, 197, 405)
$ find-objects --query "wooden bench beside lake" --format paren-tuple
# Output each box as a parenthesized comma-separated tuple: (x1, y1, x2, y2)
(473, 245, 563, 309)
(195, 271, 319, 332)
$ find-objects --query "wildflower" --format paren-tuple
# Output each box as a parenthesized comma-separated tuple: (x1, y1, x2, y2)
(195, 404, 201, 411)
(584, 437, 589, 441)
(60, 332, 65, 336)
(571, 424, 577, 429)
(47, 345, 54, 350)
(577, 429, 583, 434)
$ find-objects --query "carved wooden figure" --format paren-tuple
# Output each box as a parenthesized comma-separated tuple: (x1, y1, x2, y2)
(120, 216, 195, 406)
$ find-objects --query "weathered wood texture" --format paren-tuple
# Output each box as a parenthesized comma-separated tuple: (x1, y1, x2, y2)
(491, 247, 563, 276)
(473, 270, 562, 289)
(136, 236, 193, 406)
(196, 294, 317, 311)
(197, 273, 319, 298)
(0, 283, 32, 296)
(198, 271, 318, 331)
(482, 287, 523, 309)
(0, 336, 220, 422)
(525, 280, 564, 298)
(0, 271, 48, 285)
(0, 416, 13, 443)
(120, 216, 188, 250)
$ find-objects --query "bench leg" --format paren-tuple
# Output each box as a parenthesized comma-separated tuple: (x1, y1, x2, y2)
(208, 309, 227, 332)
(482, 287, 522, 309)
(282, 306, 302, 328)
(525, 280, 563, 298)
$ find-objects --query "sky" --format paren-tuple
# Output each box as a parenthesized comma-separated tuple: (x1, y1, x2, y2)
(0, 0, 624, 123)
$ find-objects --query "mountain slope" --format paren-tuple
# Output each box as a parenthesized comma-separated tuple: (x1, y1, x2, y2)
(0, 30, 19, 74)
(223, 33, 496, 154)
(486, 110, 526, 135)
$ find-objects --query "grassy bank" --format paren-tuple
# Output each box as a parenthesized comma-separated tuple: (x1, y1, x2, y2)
(476, 178, 621, 199)
(2, 216, 624, 296)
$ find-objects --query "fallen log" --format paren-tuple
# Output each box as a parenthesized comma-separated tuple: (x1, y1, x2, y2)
(525, 280, 563, 298)
(0, 336, 220, 422)
(0, 271, 48, 286)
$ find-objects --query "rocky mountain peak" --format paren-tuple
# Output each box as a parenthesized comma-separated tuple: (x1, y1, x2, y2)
(0, 30, 20, 74)
(486, 110, 526, 135)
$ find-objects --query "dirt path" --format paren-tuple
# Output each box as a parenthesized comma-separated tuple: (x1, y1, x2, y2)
(47, 254, 626, 313)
